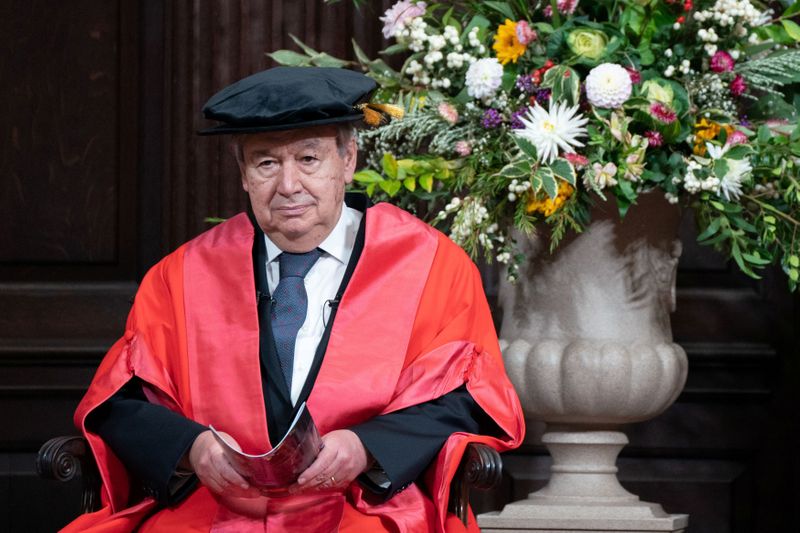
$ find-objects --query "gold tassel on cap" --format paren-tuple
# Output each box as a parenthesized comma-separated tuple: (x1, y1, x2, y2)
(355, 102, 405, 126)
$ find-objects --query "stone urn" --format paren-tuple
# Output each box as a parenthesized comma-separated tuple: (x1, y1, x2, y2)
(479, 192, 689, 532)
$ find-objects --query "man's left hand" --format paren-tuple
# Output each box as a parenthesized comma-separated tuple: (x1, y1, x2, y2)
(290, 429, 369, 494)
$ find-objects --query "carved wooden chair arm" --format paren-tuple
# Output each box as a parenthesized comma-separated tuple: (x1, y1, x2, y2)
(36, 436, 102, 514)
(37, 436, 502, 526)
(449, 442, 504, 526)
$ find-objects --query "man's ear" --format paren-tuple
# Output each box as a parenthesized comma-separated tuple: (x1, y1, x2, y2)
(239, 163, 250, 192)
(344, 137, 358, 178)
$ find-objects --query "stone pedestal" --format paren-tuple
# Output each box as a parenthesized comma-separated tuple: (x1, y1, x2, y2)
(478, 430, 688, 532)
(480, 194, 688, 532)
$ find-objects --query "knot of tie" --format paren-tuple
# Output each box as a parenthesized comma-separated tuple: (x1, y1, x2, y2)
(279, 249, 322, 279)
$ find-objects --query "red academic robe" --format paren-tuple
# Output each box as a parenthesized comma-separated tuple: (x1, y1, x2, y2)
(62, 203, 525, 532)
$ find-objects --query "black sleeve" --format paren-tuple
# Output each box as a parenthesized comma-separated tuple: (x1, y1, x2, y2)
(84, 377, 207, 506)
(349, 384, 499, 500)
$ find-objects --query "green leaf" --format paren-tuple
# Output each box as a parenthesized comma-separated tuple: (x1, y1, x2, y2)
(549, 158, 576, 186)
(725, 145, 753, 160)
(617, 178, 637, 202)
(513, 137, 539, 160)
(366, 183, 376, 196)
(714, 159, 730, 180)
(790, 268, 799, 282)
(403, 176, 416, 192)
(537, 167, 558, 199)
(758, 125, 771, 144)
(499, 159, 532, 178)
(502, 62, 520, 92)
(463, 14, 491, 36)
(785, 2, 800, 18)
(711, 200, 725, 210)
(637, 45, 655, 66)
(419, 173, 434, 192)
(353, 169, 384, 183)
(732, 216, 757, 233)
(543, 65, 580, 106)
(697, 217, 722, 242)
(312, 53, 349, 68)
(351, 39, 371, 65)
(289, 34, 318, 56)
(483, 1, 516, 21)
(781, 20, 800, 42)
(789, 255, 800, 268)
(381, 43, 407, 56)
(382, 153, 398, 179)
(267, 50, 312, 66)
(742, 252, 771, 266)
(616, 195, 633, 218)
(378, 179, 402, 197)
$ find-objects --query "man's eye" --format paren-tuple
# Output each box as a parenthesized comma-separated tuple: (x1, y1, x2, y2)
(258, 160, 275, 168)
(301, 156, 318, 163)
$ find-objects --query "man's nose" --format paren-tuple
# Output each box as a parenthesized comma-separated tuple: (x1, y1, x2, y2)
(275, 163, 303, 196)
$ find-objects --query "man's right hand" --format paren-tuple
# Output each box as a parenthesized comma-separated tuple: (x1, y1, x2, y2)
(186, 430, 262, 499)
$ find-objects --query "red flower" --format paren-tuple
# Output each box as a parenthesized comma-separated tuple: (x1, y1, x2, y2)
(649, 102, 677, 124)
(644, 130, 664, 147)
(624, 66, 641, 84)
(710, 51, 735, 73)
(730, 75, 747, 97)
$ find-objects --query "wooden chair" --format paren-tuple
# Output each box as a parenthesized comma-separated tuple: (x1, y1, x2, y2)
(37, 436, 502, 527)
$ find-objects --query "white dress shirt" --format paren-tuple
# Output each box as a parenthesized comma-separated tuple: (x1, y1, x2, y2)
(263, 205, 363, 405)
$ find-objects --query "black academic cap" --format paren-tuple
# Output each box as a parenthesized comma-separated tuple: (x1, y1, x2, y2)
(198, 66, 377, 135)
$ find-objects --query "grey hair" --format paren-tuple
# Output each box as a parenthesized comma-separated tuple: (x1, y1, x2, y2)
(230, 123, 357, 164)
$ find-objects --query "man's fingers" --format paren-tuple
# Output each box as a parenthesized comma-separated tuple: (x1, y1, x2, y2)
(213, 454, 250, 489)
(296, 445, 336, 485)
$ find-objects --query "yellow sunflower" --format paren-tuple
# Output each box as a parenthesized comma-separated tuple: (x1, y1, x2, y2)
(493, 19, 527, 65)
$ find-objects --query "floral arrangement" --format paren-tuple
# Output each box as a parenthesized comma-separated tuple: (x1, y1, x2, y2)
(272, 0, 800, 288)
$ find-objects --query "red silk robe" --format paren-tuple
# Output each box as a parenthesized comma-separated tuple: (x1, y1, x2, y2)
(62, 203, 525, 532)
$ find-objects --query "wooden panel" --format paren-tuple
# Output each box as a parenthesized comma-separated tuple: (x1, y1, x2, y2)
(488, 454, 756, 533)
(160, 0, 395, 251)
(0, 0, 119, 264)
(0, 0, 138, 280)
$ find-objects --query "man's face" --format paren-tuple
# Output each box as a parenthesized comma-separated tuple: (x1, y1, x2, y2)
(238, 125, 357, 252)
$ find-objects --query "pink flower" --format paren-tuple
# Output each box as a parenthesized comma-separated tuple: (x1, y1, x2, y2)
(515, 20, 537, 45)
(380, 0, 427, 39)
(624, 66, 641, 84)
(543, 0, 579, 17)
(649, 102, 677, 124)
(730, 74, 747, 97)
(710, 51, 735, 73)
(726, 130, 748, 146)
(563, 152, 589, 168)
(455, 140, 472, 156)
(437, 102, 459, 125)
(644, 130, 664, 147)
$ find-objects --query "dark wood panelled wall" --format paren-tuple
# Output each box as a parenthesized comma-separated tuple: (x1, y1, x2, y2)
(0, 1, 797, 532)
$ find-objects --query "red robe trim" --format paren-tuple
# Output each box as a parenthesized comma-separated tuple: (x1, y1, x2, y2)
(63, 203, 525, 533)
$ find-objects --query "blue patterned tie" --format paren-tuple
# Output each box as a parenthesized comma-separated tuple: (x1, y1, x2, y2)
(271, 249, 321, 391)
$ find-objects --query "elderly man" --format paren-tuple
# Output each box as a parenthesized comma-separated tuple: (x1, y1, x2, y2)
(63, 67, 524, 532)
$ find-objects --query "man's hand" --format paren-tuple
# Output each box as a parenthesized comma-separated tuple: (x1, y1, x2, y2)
(290, 429, 370, 494)
(186, 430, 261, 499)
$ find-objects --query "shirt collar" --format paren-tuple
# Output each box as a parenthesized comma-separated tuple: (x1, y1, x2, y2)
(263, 204, 358, 265)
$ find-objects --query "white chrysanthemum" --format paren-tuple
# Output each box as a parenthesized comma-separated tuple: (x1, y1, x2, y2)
(718, 158, 751, 201)
(705, 142, 751, 201)
(514, 101, 589, 163)
(586, 63, 633, 109)
(465, 58, 504, 100)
